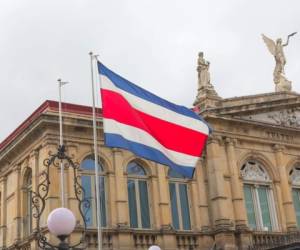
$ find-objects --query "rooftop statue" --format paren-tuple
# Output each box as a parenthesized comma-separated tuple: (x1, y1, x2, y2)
(262, 32, 297, 92)
(197, 52, 213, 90)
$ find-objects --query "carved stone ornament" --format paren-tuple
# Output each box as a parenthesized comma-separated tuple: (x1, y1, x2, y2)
(290, 167, 300, 186)
(237, 108, 300, 128)
(241, 161, 270, 182)
(268, 109, 300, 127)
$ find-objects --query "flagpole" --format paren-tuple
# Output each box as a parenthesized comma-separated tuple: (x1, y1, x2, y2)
(58, 78, 68, 207)
(89, 52, 102, 250)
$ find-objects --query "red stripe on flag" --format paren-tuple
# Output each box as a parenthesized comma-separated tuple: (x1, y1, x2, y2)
(101, 89, 207, 156)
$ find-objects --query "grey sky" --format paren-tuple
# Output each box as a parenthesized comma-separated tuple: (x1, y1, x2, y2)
(0, 0, 299, 142)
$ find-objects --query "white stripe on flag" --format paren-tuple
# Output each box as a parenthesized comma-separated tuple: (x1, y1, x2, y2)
(100, 75, 209, 134)
(104, 118, 198, 167)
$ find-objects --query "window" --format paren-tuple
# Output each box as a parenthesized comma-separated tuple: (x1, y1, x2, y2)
(290, 167, 300, 227)
(127, 161, 150, 229)
(24, 169, 32, 236)
(241, 161, 278, 231)
(168, 169, 191, 230)
(81, 155, 106, 228)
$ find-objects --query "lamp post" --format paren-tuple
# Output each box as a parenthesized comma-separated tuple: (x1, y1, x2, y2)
(31, 145, 89, 249)
(148, 246, 162, 250)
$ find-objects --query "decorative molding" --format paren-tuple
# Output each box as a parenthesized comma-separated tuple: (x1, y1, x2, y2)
(273, 144, 285, 153)
(241, 161, 270, 182)
(290, 167, 300, 186)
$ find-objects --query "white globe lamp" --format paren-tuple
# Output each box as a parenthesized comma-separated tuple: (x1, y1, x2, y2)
(148, 246, 161, 250)
(47, 207, 76, 237)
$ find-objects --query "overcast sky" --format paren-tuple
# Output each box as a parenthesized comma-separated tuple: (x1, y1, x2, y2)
(0, 0, 299, 142)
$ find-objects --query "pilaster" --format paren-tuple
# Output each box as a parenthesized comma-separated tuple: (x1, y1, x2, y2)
(0, 176, 7, 248)
(195, 158, 210, 231)
(273, 145, 297, 231)
(206, 136, 232, 230)
(13, 165, 21, 243)
(157, 165, 171, 229)
(113, 148, 128, 228)
(225, 138, 247, 229)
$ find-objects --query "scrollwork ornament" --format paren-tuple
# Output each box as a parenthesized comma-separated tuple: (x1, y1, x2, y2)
(31, 145, 89, 249)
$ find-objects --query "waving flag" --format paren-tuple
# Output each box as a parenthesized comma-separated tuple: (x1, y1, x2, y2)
(98, 62, 210, 178)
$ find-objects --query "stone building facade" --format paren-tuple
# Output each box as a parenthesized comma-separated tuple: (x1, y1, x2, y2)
(1, 66, 300, 249)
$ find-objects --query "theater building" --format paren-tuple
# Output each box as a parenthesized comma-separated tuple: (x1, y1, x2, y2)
(1, 58, 300, 249)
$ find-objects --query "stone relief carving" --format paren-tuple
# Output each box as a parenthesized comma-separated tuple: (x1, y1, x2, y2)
(241, 161, 270, 182)
(268, 109, 300, 127)
(236, 109, 300, 128)
(290, 167, 300, 186)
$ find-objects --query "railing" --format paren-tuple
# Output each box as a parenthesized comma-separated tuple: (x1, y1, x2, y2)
(86, 230, 114, 250)
(133, 231, 158, 249)
(176, 234, 198, 250)
(250, 231, 300, 250)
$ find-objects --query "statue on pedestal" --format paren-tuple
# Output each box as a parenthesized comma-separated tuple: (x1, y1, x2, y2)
(197, 52, 212, 90)
(262, 32, 297, 92)
(194, 52, 220, 107)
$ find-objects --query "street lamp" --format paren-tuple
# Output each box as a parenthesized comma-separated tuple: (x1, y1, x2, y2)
(32, 145, 89, 249)
(148, 246, 162, 250)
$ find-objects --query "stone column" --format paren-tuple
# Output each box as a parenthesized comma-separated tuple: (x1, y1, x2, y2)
(195, 159, 210, 231)
(206, 136, 231, 228)
(207, 136, 237, 250)
(156, 165, 177, 250)
(13, 165, 21, 243)
(113, 148, 128, 227)
(225, 138, 247, 228)
(29, 148, 40, 233)
(0, 176, 7, 248)
(157, 165, 171, 228)
(150, 165, 161, 229)
(274, 145, 297, 231)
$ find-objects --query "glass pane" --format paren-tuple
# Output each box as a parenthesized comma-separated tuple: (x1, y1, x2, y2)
(98, 176, 107, 227)
(292, 189, 300, 227)
(258, 186, 272, 231)
(243, 185, 257, 229)
(169, 183, 180, 230)
(127, 162, 146, 176)
(128, 180, 138, 228)
(179, 184, 191, 230)
(139, 181, 150, 228)
(168, 168, 186, 179)
(81, 155, 103, 171)
(82, 176, 93, 227)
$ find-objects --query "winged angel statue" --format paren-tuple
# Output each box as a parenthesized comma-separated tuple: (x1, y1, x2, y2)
(262, 32, 297, 92)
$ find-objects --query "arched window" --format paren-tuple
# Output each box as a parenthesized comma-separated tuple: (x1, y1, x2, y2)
(241, 160, 278, 231)
(168, 168, 191, 230)
(81, 155, 106, 228)
(289, 166, 300, 227)
(24, 169, 32, 236)
(127, 161, 150, 229)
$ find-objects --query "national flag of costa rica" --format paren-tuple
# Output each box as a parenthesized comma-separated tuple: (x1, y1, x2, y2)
(98, 62, 210, 178)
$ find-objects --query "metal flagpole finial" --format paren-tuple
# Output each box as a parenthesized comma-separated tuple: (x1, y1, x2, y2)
(58, 78, 68, 87)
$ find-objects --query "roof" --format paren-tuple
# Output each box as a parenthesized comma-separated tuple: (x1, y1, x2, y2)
(0, 100, 102, 152)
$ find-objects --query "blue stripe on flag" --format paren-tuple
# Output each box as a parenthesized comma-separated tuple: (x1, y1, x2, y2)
(105, 133, 195, 178)
(98, 62, 209, 125)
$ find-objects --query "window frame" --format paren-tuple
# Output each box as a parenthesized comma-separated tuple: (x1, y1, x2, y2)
(168, 174, 191, 231)
(80, 155, 107, 228)
(126, 161, 151, 229)
(242, 161, 278, 232)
